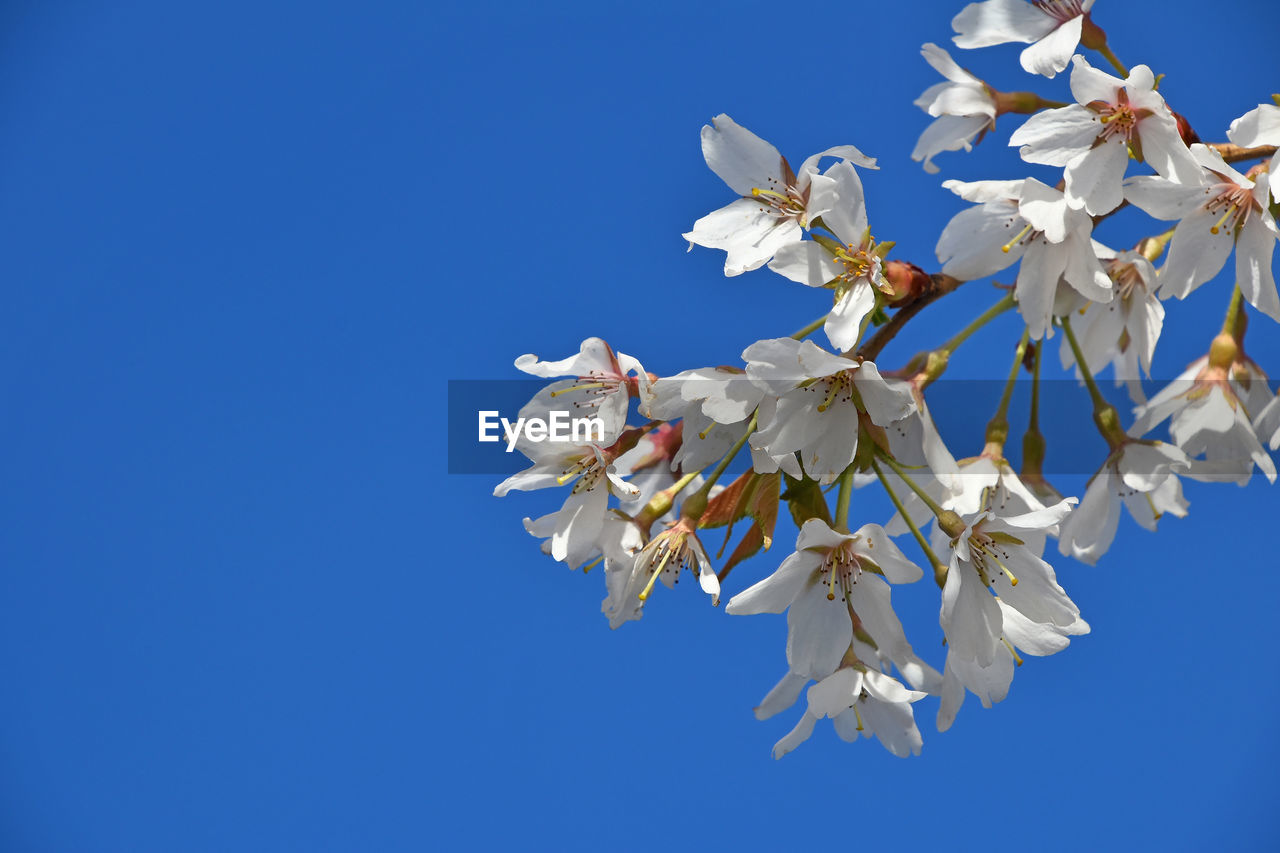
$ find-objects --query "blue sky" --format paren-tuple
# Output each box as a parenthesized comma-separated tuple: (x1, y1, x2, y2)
(0, 1, 1277, 850)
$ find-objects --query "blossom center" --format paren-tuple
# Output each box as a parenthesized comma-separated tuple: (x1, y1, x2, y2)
(833, 238, 883, 288)
(1108, 259, 1144, 301)
(1204, 182, 1260, 235)
(811, 370, 857, 413)
(819, 539, 865, 602)
(637, 521, 700, 600)
(964, 526, 1020, 587)
(1032, 0, 1086, 22)
(750, 176, 808, 222)
(559, 451, 607, 492)
(1001, 219, 1041, 254)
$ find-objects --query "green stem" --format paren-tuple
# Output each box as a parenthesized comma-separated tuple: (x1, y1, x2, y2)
(1138, 227, 1175, 263)
(1097, 43, 1128, 77)
(876, 452, 947, 520)
(790, 316, 826, 340)
(989, 329, 1031, 438)
(1061, 316, 1108, 412)
(1028, 335, 1042, 434)
(1222, 285, 1245, 340)
(696, 413, 757, 496)
(834, 464, 855, 532)
(940, 292, 1016, 356)
(1061, 316, 1127, 449)
(871, 458, 946, 587)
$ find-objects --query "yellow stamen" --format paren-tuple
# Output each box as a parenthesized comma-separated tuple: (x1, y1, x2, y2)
(698, 422, 715, 440)
(816, 383, 841, 413)
(1002, 223, 1034, 253)
(751, 187, 791, 204)
(550, 382, 607, 398)
(1002, 637, 1024, 666)
(638, 545, 675, 601)
(580, 555, 604, 574)
(1210, 207, 1235, 235)
(853, 703, 864, 732)
(556, 463, 584, 486)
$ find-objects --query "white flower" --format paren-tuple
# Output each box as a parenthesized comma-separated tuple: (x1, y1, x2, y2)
(1132, 352, 1277, 486)
(1124, 144, 1280, 321)
(1059, 243, 1164, 402)
(885, 445, 1048, 535)
(951, 0, 1097, 78)
(938, 601, 1084, 730)
(683, 114, 875, 276)
(496, 440, 641, 569)
(1009, 57, 1197, 215)
(515, 337, 645, 447)
(767, 161, 888, 351)
(1057, 440, 1189, 564)
(936, 178, 1112, 339)
(765, 667, 927, 759)
(726, 519, 934, 685)
(931, 499, 1089, 728)
(743, 338, 915, 485)
(912, 43, 998, 174)
(1228, 103, 1280, 203)
(639, 366, 761, 472)
(613, 516, 721, 613)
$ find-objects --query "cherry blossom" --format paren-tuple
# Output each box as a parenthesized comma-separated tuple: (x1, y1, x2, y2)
(1228, 103, 1280, 202)
(1009, 57, 1197, 215)
(726, 519, 935, 685)
(936, 178, 1112, 338)
(515, 337, 646, 446)
(767, 161, 889, 351)
(684, 114, 875, 276)
(912, 43, 998, 174)
(744, 338, 915, 485)
(1124, 144, 1280, 321)
(1058, 243, 1164, 402)
(1057, 440, 1189, 564)
(766, 666, 927, 759)
(952, 0, 1097, 78)
(1132, 347, 1277, 485)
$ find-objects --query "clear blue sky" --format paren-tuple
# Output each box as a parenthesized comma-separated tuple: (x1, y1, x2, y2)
(0, 1, 1276, 850)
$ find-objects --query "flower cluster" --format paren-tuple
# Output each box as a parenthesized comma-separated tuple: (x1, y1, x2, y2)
(493, 1, 1279, 758)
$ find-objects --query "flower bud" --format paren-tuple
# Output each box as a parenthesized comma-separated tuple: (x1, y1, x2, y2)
(1208, 332, 1239, 369)
(882, 261, 930, 308)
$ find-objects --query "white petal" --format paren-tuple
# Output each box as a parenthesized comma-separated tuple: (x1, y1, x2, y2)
(855, 524, 924, 584)
(754, 671, 809, 721)
(1010, 104, 1100, 166)
(701, 114, 783, 197)
(1235, 218, 1280, 323)
(726, 551, 818, 615)
(921, 42, 982, 84)
(1227, 104, 1280, 149)
(684, 198, 799, 276)
(952, 0, 1056, 48)
(768, 241, 842, 288)
(787, 584, 854, 679)
(854, 362, 918, 426)
(1019, 15, 1083, 78)
(1057, 471, 1120, 564)
(1159, 208, 1235, 300)
(824, 284, 876, 352)
(1068, 54, 1121, 105)
(1123, 176, 1208, 221)
(1065, 140, 1129, 215)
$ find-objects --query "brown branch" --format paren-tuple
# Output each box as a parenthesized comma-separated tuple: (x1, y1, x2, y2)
(858, 274, 964, 361)
(1208, 142, 1277, 164)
